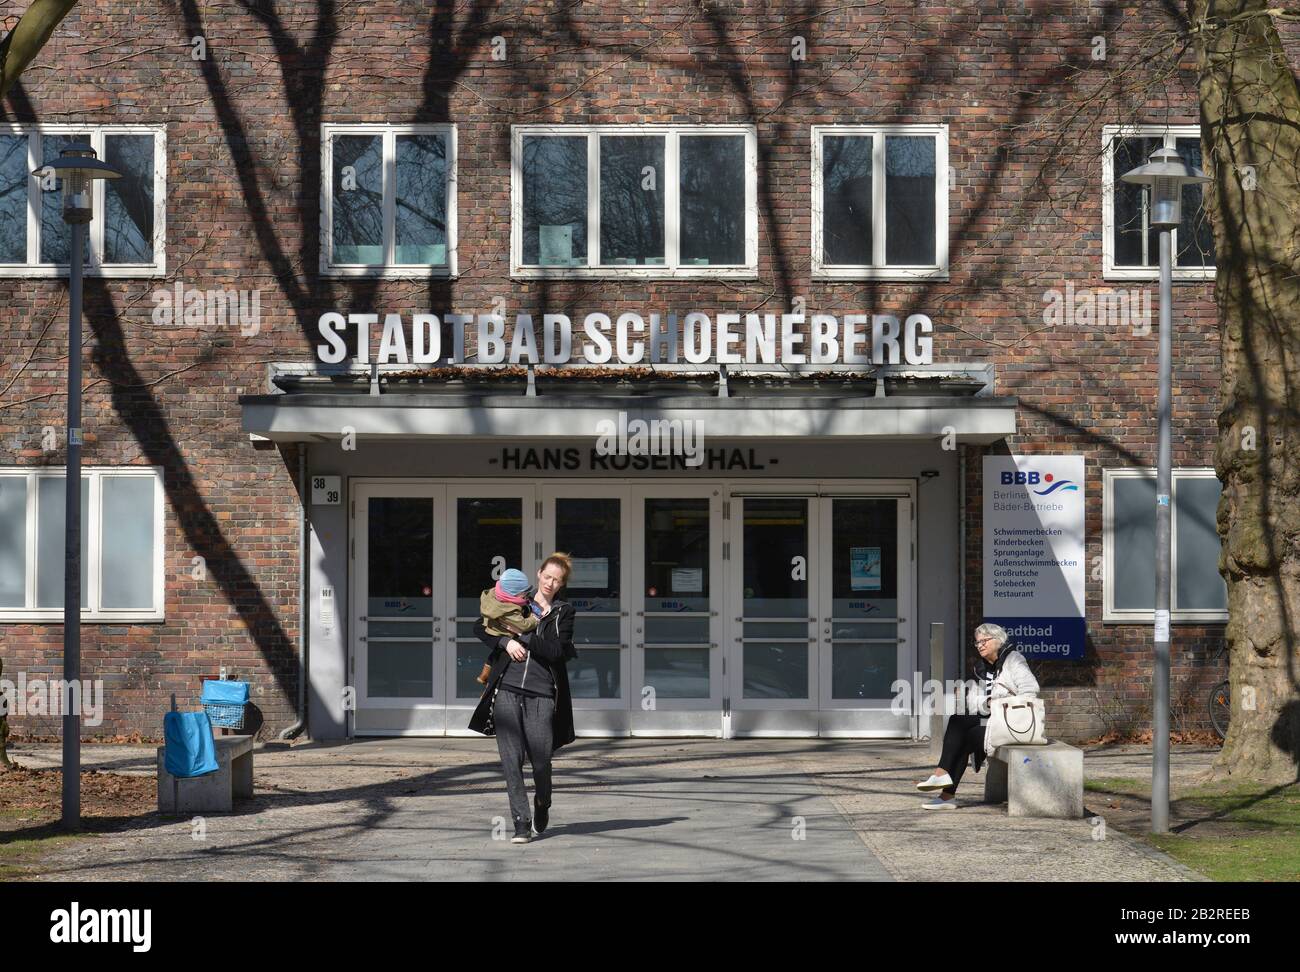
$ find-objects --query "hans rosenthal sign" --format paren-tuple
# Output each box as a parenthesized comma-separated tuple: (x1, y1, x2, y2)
(314, 310, 935, 366)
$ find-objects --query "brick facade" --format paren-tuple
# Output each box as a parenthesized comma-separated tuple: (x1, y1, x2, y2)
(3, 0, 1278, 739)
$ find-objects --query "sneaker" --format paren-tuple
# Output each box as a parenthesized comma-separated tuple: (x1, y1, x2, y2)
(921, 796, 958, 810)
(511, 820, 532, 843)
(916, 772, 954, 792)
(533, 801, 550, 836)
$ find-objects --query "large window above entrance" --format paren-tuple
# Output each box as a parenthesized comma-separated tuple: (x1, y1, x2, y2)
(321, 124, 457, 277)
(511, 125, 758, 277)
(811, 124, 949, 280)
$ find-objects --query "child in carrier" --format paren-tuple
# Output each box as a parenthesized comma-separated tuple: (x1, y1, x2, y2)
(476, 568, 541, 684)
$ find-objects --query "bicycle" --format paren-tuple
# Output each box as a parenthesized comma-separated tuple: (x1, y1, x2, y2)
(1208, 639, 1231, 741)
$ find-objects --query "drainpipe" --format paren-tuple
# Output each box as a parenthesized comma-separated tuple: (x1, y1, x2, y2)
(279, 444, 309, 740)
(958, 443, 967, 680)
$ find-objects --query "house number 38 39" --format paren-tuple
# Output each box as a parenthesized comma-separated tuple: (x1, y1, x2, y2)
(311, 476, 342, 506)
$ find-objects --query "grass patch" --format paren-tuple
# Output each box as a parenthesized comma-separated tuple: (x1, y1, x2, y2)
(1150, 830, 1300, 882)
(0, 808, 84, 881)
(1087, 775, 1300, 881)
(0, 765, 157, 880)
(1158, 781, 1300, 881)
(1085, 777, 1146, 794)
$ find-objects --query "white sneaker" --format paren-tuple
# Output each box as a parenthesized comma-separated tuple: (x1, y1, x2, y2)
(921, 796, 958, 810)
(916, 772, 954, 792)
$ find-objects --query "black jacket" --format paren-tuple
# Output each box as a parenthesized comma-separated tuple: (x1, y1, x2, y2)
(468, 599, 578, 750)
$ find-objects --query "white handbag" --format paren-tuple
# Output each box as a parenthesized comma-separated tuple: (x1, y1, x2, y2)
(986, 695, 1047, 751)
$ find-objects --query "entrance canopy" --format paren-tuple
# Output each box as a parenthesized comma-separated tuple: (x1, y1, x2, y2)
(241, 362, 1017, 444)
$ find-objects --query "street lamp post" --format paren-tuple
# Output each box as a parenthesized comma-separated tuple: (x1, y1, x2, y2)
(33, 144, 122, 830)
(1121, 145, 1210, 834)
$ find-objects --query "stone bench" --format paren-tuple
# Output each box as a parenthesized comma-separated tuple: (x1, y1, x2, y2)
(157, 734, 255, 814)
(984, 740, 1084, 819)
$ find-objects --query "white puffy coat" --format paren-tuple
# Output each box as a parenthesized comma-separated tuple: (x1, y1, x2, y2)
(964, 648, 1041, 755)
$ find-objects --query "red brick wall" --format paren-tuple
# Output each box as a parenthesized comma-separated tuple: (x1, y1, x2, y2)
(2, 0, 1273, 738)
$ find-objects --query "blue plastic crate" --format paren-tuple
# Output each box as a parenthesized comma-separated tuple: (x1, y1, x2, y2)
(200, 679, 250, 729)
(202, 701, 246, 729)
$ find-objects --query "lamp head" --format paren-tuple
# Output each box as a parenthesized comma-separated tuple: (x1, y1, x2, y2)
(1119, 145, 1210, 229)
(33, 143, 123, 224)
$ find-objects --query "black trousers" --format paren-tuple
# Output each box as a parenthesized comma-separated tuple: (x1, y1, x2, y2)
(493, 689, 555, 824)
(937, 715, 985, 791)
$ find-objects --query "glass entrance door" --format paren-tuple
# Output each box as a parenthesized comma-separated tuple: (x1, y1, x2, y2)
(348, 478, 913, 738)
(727, 487, 915, 736)
(729, 495, 818, 733)
(631, 487, 722, 732)
(817, 496, 914, 735)
(352, 483, 444, 733)
(543, 486, 629, 732)
(446, 487, 536, 716)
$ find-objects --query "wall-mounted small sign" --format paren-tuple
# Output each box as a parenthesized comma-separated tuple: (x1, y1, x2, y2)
(311, 475, 341, 506)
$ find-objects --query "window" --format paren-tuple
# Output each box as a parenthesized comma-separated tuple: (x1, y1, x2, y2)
(1103, 468, 1227, 622)
(0, 125, 166, 277)
(0, 467, 164, 622)
(321, 124, 457, 276)
(511, 125, 757, 276)
(811, 125, 949, 279)
(1103, 125, 1214, 279)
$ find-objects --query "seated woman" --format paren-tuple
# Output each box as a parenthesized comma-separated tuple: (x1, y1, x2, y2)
(915, 622, 1039, 809)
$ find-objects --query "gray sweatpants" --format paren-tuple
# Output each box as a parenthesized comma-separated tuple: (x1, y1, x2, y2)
(493, 689, 556, 824)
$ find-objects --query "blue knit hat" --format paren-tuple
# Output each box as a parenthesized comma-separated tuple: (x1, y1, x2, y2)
(498, 568, 530, 597)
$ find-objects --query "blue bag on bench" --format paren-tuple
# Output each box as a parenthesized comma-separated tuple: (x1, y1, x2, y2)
(163, 709, 219, 778)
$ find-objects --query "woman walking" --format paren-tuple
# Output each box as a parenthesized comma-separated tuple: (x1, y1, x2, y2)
(469, 552, 578, 843)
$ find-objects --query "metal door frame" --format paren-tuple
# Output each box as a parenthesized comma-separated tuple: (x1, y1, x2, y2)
(629, 483, 725, 733)
(349, 480, 446, 734)
(443, 484, 539, 733)
(541, 483, 633, 728)
(814, 489, 916, 736)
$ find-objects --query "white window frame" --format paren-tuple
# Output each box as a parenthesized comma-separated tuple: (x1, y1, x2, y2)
(811, 124, 949, 281)
(0, 124, 167, 278)
(319, 123, 458, 278)
(510, 124, 758, 279)
(1102, 124, 1214, 281)
(0, 466, 166, 622)
(1102, 467, 1227, 623)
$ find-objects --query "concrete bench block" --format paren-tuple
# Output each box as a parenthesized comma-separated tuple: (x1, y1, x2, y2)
(985, 740, 1083, 819)
(157, 735, 255, 814)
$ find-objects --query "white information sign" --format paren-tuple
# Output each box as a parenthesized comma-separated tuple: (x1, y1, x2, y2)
(982, 455, 1086, 659)
(569, 557, 610, 590)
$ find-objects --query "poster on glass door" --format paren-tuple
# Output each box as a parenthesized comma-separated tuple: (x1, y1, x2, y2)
(982, 455, 1086, 659)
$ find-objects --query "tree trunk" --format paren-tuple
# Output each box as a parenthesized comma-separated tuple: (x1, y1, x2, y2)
(0, 0, 79, 102)
(1195, 0, 1300, 783)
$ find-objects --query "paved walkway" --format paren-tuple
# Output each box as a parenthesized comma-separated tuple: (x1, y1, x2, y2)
(10, 738, 1208, 881)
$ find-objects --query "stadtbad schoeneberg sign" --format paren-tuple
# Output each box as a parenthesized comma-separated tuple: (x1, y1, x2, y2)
(314, 310, 936, 365)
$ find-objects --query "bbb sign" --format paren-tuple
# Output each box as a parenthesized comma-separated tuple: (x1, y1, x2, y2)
(1000, 470, 1081, 495)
